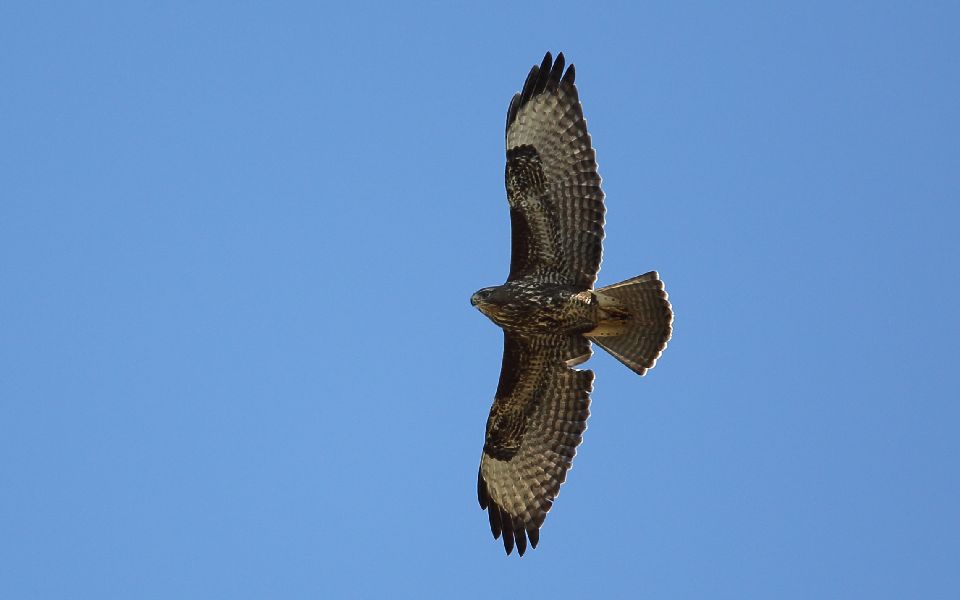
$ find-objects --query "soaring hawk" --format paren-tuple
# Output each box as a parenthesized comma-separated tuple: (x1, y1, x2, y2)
(472, 52, 673, 556)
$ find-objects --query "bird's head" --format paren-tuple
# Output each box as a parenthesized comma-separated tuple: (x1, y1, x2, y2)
(471, 286, 504, 321)
(470, 286, 495, 309)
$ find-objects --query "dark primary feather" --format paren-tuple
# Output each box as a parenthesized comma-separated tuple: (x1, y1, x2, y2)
(548, 53, 565, 87)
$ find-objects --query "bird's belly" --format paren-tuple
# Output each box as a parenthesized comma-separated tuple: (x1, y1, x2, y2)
(496, 289, 596, 335)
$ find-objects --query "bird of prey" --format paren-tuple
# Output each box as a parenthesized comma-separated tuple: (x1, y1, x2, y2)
(471, 52, 673, 556)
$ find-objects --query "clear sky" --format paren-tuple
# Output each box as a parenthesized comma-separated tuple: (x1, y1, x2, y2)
(2, 2, 958, 598)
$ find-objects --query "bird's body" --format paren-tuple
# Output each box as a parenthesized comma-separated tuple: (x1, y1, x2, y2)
(472, 52, 673, 556)
(472, 281, 596, 337)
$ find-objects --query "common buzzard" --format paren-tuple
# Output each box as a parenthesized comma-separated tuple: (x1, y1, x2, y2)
(472, 52, 673, 556)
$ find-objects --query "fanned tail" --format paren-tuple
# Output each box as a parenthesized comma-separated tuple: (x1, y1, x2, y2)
(587, 271, 673, 376)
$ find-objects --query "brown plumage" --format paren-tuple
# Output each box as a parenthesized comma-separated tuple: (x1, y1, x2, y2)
(471, 52, 673, 556)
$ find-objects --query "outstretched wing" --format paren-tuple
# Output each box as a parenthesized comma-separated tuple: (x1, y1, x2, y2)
(505, 52, 605, 290)
(478, 332, 593, 556)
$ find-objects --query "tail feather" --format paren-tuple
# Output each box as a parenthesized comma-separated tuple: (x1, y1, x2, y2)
(588, 271, 673, 376)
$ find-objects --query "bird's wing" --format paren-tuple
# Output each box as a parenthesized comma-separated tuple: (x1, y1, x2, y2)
(478, 331, 593, 556)
(504, 52, 605, 290)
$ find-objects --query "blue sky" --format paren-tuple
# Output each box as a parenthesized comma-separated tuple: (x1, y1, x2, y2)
(2, 2, 958, 598)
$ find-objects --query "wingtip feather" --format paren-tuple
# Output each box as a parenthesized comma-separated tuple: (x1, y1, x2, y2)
(534, 52, 552, 96)
(502, 521, 515, 555)
(506, 52, 577, 133)
(548, 53, 565, 89)
(514, 521, 528, 556)
(528, 526, 540, 549)
(477, 467, 489, 509)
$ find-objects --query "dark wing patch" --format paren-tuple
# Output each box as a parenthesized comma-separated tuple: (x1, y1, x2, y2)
(505, 145, 558, 281)
(504, 52, 605, 289)
(478, 332, 593, 556)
